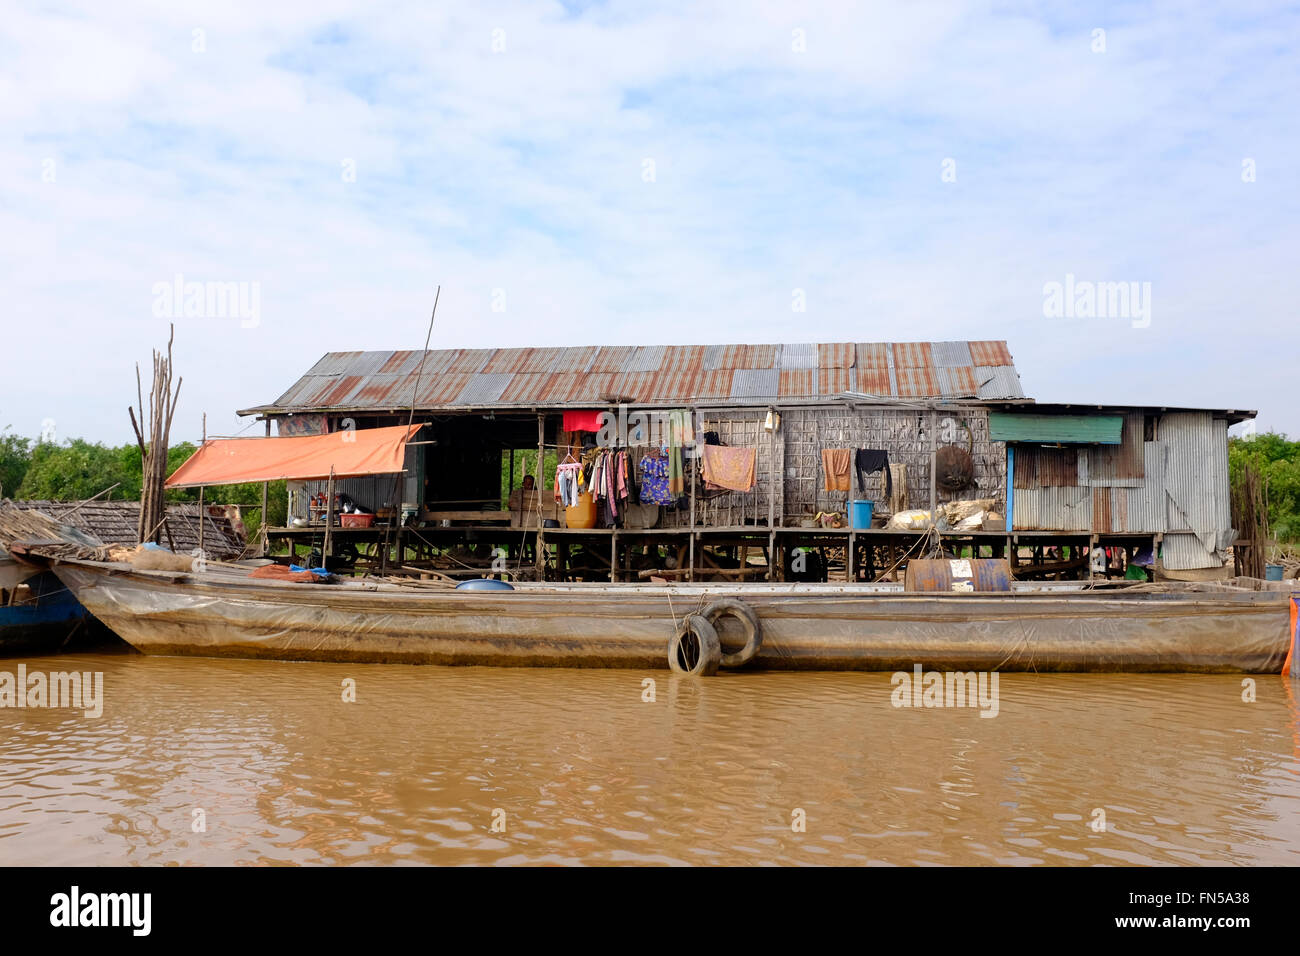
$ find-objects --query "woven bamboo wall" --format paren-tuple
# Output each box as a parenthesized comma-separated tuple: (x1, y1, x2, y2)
(778, 406, 1004, 522)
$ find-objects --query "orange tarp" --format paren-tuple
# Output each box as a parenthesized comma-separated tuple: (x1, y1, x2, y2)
(165, 424, 422, 488)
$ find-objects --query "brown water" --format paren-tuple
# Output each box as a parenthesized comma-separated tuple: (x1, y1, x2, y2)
(2, 650, 1298, 866)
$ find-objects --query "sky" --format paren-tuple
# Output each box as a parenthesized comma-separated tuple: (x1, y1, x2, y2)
(2, 0, 1297, 446)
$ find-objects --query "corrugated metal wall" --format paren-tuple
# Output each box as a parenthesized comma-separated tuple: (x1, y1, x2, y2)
(1009, 411, 1235, 571)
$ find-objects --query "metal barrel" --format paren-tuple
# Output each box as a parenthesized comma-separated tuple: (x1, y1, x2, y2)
(903, 558, 1012, 592)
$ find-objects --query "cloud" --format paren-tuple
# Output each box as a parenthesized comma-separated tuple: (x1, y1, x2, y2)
(1, 0, 1297, 443)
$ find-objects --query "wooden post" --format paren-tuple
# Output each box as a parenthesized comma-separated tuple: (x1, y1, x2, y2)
(928, 408, 938, 530)
(198, 485, 205, 556)
(261, 418, 271, 556)
(535, 414, 545, 578)
(767, 408, 775, 531)
(610, 530, 617, 583)
(324, 468, 335, 559)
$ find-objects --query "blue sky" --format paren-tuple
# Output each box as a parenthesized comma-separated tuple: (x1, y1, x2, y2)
(2, 0, 1297, 445)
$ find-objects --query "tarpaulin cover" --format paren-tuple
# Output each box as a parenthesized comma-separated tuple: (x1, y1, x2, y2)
(165, 424, 421, 488)
(562, 410, 605, 433)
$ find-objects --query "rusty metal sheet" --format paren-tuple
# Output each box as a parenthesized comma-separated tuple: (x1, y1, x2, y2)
(969, 341, 1013, 366)
(640, 364, 699, 403)
(856, 343, 889, 369)
(497, 373, 556, 404)
(892, 342, 933, 369)
(820, 367, 852, 395)
(447, 349, 492, 373)
(590, 346, 637, 373)
(936, 365, 978, 397)
(895, 367, 938, 397)
(747, 344, 779, 368)
(307, 351, 365, 375)
(546, 346, 596, 373)
(1086, 413, 1145, 486)
(352, 373, 413, 407)
(1091, 486, 1128, 532)
(414, 373, 472, 406)
(780, 343, 817, 369)
(818, 343, 855, 368)
(853, 368, 891, 395)
(628, 345, 667, 372)
(310, 376, 364, 407)
(1014, 445, 1079, 489)
(778, 369, 818, 397)
(378, 351, 424, 375)
(930, 341, 974, 368)
(544, 372, 617, 404)
(694, 369, 734, 399)
(482, 348, 537, 374)
(607, 371, 656, 403)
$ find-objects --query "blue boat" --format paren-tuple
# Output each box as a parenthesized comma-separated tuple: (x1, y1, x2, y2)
(0, 568, 108, 655)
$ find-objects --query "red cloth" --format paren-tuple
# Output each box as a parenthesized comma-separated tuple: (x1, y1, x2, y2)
(248, 564, 322, 584)
(562, 410, 605, 433)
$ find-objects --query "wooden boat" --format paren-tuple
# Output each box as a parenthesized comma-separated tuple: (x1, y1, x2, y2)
(0, 566, 104, 656)
(36, 556, 1297, 673)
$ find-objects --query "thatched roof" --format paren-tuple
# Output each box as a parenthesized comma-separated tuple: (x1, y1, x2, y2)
(9, 500, 246, 559)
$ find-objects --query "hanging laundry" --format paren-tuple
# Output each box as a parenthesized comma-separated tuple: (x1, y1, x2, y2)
(821, 448, 852, 492)
(701, 445, 756, 493)
(639, 453, 674, 505)
(562, 409, 606, 433)
(855, 449, 893, 501)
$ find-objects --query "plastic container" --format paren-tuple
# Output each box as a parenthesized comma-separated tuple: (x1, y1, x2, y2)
(850, 500, 874, 530)
(455, 578, 515, 591)
(565, 491, 597, 529)
(339, 513, 374, 528)
(1265, 564, 1284, 581)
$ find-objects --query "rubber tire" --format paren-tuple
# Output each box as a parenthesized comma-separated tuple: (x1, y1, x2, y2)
(668, 615, 722, 676)
(702, 598, 763, 668)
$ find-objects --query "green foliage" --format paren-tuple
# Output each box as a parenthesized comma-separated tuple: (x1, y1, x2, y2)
(0, 427, 31, 498)
(499, 448, 558, 507)
(1229, 431, 1300, 542)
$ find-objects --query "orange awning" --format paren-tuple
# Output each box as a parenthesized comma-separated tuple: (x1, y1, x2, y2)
(165, 424, 422, 488)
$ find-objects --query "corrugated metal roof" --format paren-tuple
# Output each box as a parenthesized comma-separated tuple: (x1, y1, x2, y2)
(856, 343, 889, 369)
(892, 342, 933, 368)
(819, 343, 854, 368)
(1013, 445, 1079, 488)
(780, 343, 817, 369)
(976, 366, 1026, 400)
(779, 369, 818, 397)
(931, 341, 974, 368)
(969, 341, 1013, 366)
(730, 368, 781, 400)
(454, 373, 513, 405)
(248, 340, 1025, 413)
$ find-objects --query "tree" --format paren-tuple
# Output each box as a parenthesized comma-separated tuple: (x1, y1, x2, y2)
(1230, 432, 1300, 542)
(0, 427, 31, 498)
(15, 439, 140, 501)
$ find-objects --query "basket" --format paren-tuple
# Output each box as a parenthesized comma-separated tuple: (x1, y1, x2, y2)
(339, 513, 374, 528)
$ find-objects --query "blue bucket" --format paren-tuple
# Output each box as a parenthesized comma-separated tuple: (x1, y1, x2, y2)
(1265, 564, 1284, 582)
(850, 500, 874, 530)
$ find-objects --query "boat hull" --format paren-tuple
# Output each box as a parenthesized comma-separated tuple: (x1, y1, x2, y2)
(0, 571, 109, 656)
(50, 561, 1294, 673)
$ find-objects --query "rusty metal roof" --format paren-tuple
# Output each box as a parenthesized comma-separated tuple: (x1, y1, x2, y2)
(241, 340, 1024, 414)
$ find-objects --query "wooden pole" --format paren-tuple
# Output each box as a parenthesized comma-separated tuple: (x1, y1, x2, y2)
(261, 418, 270, 556)
(198, 485, 205, 555)
(534, 414, 545, 578)
(324, 468, 335, 560)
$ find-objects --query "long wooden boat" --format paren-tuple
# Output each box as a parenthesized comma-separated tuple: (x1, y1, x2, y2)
(39, 556, 1298, 673)
(0, 565, 105, 656)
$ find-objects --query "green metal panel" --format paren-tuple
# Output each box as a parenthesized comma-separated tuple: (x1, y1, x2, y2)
(989, 412, 1122, 444)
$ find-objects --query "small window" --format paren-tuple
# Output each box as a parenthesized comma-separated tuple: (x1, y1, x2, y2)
(1143, 415, 1157, 442)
